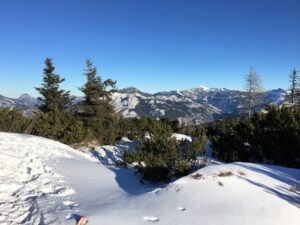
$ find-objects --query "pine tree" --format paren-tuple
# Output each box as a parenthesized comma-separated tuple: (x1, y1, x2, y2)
(245, 67, 263, 118)
(36, 58, 72, 113)
(80, 60, 116, 102)
(78, 59, 117, 144)
(289, 68, 299, 105)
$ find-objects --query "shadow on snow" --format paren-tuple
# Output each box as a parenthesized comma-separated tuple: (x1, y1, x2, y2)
(235, 162, 300, 208)
(90, 140, 163, 195)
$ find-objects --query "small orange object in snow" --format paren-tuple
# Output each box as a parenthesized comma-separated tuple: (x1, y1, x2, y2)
(76, 216, 88, 225)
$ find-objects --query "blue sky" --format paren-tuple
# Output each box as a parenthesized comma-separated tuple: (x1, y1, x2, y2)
(0, 0, 300, 97)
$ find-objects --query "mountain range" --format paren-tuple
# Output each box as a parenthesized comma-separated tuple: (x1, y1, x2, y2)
(0, 86, 287, 124)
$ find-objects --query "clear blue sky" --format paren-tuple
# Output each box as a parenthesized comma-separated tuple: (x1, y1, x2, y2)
(1, 0, 300, 97)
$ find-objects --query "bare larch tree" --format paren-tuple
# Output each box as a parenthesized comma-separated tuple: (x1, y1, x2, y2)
(245, 67, 263, 119)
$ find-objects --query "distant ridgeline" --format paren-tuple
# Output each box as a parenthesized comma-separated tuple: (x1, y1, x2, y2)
(0, 87, 287, 124)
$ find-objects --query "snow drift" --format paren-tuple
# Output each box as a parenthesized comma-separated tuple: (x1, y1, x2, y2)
(0, 132, 300, 225)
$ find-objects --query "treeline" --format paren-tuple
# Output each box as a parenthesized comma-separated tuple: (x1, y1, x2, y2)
(0, 58, 187, 146)
(208, 105, 300, 168)
(206, 67, 300, 169)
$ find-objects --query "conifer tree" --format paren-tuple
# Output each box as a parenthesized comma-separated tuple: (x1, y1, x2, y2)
(289, 68, 299, 105)
(80, 59, 116, 104)
(36, 58, 72, 113)
(78, 59, 117, 144)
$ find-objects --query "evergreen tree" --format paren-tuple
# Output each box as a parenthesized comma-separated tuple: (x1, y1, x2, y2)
(78, 59, 117, 144)
(289, 68, 299, 105)
(36, 58, 72, 113)
(80, 59, 116, 104)
(33, 58, 82, 143)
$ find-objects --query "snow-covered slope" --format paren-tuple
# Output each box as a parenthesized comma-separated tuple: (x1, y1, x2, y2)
(0, 132, 96, 224)
(1, 133, 300, 225)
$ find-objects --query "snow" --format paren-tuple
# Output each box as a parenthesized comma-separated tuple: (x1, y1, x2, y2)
(142, 216, 160, 222)
(171, 133, 192, 142)
(111, 93, 142, 118)
(156, 95, 185, 102)
(1, 132, 300, 225)
(0, 132, 95, 224)
(184, 85, 210, 93)
(89, 137, 136, 165)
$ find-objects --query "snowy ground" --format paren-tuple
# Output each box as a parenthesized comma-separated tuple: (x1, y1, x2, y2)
(0, 132, 300, 225)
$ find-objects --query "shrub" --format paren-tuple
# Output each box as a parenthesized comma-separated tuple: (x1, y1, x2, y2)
(238, 171, 246, 176)
(137, 155, 170, 183)
(210, 106, 300, 168)
(121, 119, 207, 183)
(290, 184, 297, 193)
(218, 171, 233, 177)
(134, 136, 179, 183)
(173, 161, 192, 177)
(122, 120, 192, 183)
(0, 108, 31, 133)
(32, 108, 85, 144)
(122, 150, 138, 165)
(190, 173, 203, 180)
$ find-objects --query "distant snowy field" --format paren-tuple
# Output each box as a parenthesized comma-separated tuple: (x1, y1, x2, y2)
(0, 132, 300, 225)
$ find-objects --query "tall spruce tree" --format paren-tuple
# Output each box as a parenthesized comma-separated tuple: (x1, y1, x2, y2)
(36, 58, 72, 113)
(78, 59, 117, 143)
(245, 67, 263, 118)
(33, 58, 82, 144)
(289, 68, 299, 105)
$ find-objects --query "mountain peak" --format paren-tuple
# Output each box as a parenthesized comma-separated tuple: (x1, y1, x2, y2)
(196, 85, 210, 91)
(18, 93, 33, 100)
(119, 86, 146, 94)
(118, 86, 149, 96)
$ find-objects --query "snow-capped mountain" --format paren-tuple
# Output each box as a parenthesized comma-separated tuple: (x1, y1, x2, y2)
(0, 94, 39, 116)
(111, 87, 287, 124)
(179, 87, 287, 115)
(111, 87, 221, 124)
(0, 87, 288, 123)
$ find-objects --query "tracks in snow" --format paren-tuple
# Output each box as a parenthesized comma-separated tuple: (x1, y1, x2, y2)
(0, 133, 77, 225)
